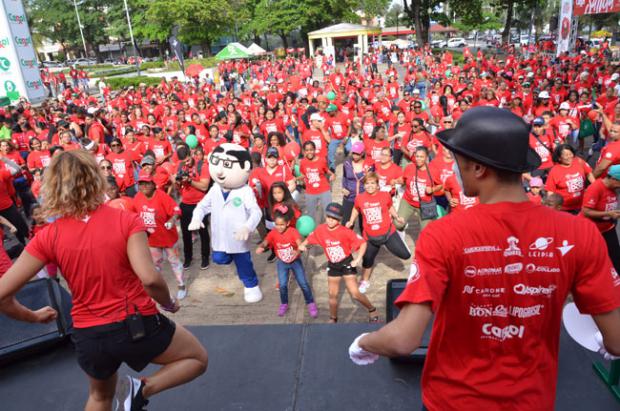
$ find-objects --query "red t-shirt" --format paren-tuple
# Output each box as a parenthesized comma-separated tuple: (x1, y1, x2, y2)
(581, 179, 618, 233)
(395, 201, 620, 411)
(354, 191, 395, 238)
(403, 164, 439, 208)
(375, 162, 403, 194)
(299, 157, 330, 195)
(529, 133, 555, 170)
(133, 190, 181, 248)
(301, 129, 328, 158)
(444, 175, 479, 212)
(106, 151, 136, 186)
(26, 150, 52, 170)
(25, 205, 159, 328)
(306, 224, 364, 263)
(180, 162, 210, 204)
(545, 159, 592, 210)
(595, 141, 620, 177)
(0, 169, 15, 210)
(365, 139, 390, 163)
(265, 227, 301, 263)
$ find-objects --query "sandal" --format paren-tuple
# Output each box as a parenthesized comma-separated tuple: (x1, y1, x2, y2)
(368, 307, 379, 323)
(329, 317, 338, 323)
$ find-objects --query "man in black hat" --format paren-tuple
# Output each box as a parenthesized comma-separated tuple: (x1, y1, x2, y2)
(348, 107, 620, 410)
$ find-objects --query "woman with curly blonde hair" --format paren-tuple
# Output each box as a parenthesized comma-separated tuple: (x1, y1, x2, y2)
(0, 150, 207, 411)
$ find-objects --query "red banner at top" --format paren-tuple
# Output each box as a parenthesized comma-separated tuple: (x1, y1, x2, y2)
(573, 0, 620, 15)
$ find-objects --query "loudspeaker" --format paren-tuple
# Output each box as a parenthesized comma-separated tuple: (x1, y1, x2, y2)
(386, 278, 433, 360)
(0, 278, 72, 365)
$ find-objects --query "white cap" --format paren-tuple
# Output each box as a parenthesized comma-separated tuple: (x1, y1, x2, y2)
(538, 90, 550, 99)
(527, 72, 535, 78)
(559, 102, 570, 110)
(412, 89, 420, 94)
(310, 113, 324, 122)
(611, 73, 619, 81)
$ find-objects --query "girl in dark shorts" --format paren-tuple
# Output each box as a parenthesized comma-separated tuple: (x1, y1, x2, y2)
(299, 202, 379, 323)
(0, 150, 207, 411)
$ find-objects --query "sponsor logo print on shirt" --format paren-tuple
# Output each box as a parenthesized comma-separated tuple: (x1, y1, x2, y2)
(525, 263, 560, 274)
(528, 237, 555, 258)
(513, 283, 557, 297)
(462, 286, 505, 298)
(612, 267, 620, 287)
(463, 245, 502, 254)
(464, 266, 502, 277)
(408, 262, 420, 283)
(503, 236, 523, 257)
(504, 263, 523, 274)
(469, 304, 544, 319)
(556, 240, 575, 257)
(481, 323, 525, 341)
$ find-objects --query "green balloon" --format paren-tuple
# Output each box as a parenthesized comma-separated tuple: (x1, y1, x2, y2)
(327, 91, 336, 101)
(419, 101, 426, 110)
(296, 215, 316, 237)
(294, 163, 301, 177)
(445, 69, 452, 78)
(185, 134, 198, 148)
(436, 205, 447, 219)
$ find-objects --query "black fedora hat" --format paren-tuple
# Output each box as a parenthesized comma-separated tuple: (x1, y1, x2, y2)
(436, 107, 541, 173)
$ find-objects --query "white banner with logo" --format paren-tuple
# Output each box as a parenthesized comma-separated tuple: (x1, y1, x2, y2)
(0, 0, 45, 103)
(556, 0, 573, 57)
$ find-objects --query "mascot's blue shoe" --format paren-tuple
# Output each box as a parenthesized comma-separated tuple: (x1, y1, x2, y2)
(244, 286, 263, 303)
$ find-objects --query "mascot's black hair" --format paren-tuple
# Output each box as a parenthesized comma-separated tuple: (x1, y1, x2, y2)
(212, 145, 252, 169)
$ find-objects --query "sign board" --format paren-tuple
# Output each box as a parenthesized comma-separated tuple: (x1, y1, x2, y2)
(0, 0, 46, 103)
(573, 0, 620, 16)
(556, 0, 574, 56)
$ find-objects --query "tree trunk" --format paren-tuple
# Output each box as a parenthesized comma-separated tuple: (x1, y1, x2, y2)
(253, 33, 261, 46)
(404, 0, 429, 46)
(279, 32, 289, 49)
(502, 0, 514, 45)
(201, 42, 212, 56)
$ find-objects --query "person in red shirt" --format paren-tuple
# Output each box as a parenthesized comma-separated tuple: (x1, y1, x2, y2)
(350, 107, 620, 411)
(581, 165, 620, 273)
(545, 144, 594, 213)
(526, 177, 544, 205)
(374, 147, 403, 196)
(298, 141, 334, 223)
(301, 113, 330, 159)
(346, 172, 409, 294)
(300, 202, 377, 323)
(528, 116, 555, 177)
(175, 144, 211, 270)
(326, 104, 351, 170)
(593, 121, 620, 178)
(443, 173, 479, 212)
(256, 205, 317, 317)
(26, 138, 51, 172)
(107, 138, 137, 197)
(85, 113, 106, 144)
(134, 171, 186, 299)
(0, 150, 207, 411)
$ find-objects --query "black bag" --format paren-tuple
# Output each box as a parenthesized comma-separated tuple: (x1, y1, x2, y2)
(366, 223, 394, 247)
(415, 166, 438, 221)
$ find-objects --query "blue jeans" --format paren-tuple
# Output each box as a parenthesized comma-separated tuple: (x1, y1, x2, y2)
(276, 258, 314, 305)
(327, 138, 350, 170)
(213, 251, 259, 288)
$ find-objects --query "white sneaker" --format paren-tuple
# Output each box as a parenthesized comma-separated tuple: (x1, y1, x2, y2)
(359, 280, 370, 294)
(177, 287, 187, 300)
(244, 285, 263, 303)
(113, 375, 147, 411)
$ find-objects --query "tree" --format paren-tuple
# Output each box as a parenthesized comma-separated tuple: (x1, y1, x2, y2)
(357, 0, 391, 21)
(450, 0, 503, 34)
(251, 0, 307, 48)
(402, 0, 448, 46)
(144, 0, 229, 55)
(384, 4, 404, 28)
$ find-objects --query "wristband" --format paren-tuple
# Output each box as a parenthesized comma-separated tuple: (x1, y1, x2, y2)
(161, 297, 177, 312)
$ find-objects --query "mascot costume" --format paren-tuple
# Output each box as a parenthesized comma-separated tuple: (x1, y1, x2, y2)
(188, 143, 263, 303)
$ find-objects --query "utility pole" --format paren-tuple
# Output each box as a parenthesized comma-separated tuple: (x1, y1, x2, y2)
(72, 0, 88, 58)
(123, 0, 140, 75)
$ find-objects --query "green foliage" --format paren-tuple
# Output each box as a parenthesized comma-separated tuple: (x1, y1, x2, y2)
(385, 4, 405, 28)
(91, 67, 139, 77)
(105, 76, 161, 90)
(357, 0, 391, 20)
(140, 57, 217, 71)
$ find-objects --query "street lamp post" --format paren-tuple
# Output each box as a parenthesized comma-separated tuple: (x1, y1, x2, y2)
(72, 0, 88, 58)
(122, 0, 140, 75)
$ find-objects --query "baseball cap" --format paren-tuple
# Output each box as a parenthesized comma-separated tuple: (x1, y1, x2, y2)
(351, 141, 365, 154)
(529, 177, 543, 187)
(140, 155, 155, 167)
(559, 102, 570, 111)
(538, 91, 550, 99)
(325, 202, 343, 220)
(412, 89, 420, 94)
(316, 95, 328, 103)
(310, 113, 324, 122)
(326, 104, 338, 113)
(137, 170, 153, 183)
(266, 147, 279, 158)
(608, 165, 620, 180)
(532, 117, 545, 126)
(611, 73, 619, 81)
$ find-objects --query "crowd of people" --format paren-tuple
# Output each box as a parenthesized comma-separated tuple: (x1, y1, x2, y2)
(0, 42, 618, 312)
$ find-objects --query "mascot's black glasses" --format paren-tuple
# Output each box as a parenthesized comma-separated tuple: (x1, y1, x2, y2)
(210, 156, 242, 169)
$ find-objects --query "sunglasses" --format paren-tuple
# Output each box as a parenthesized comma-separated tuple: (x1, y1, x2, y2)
(110, 144, 121, 147)
(100, 165, 112, 170)
(443, 121, 453, 125)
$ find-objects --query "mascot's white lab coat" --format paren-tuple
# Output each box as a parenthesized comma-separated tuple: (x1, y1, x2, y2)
(192, 183, 262, 253)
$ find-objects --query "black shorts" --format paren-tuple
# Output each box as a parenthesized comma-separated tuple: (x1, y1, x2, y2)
(71, 314, 176, 380)
(327, 255, 357, 277)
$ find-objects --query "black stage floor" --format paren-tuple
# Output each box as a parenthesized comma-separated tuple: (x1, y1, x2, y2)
(0, 323, 617, 410)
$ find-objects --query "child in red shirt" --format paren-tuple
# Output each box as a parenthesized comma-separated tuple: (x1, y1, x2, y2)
(299, 202, 378, 323)
(257, 206, 317, 318)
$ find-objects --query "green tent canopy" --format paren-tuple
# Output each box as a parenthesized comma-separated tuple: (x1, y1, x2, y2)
(215, 43, 252, 61)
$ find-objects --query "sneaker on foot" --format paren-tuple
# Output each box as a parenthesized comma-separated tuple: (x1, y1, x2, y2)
(307, 302, 318, 318)
(177, 286, 187, 300)
(359, 280, 370, 294)
(278, 303, 288, 316)
(183, 260, 191, 271)
(200, 258, 209, 270)
(114, 375, 148, 411)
